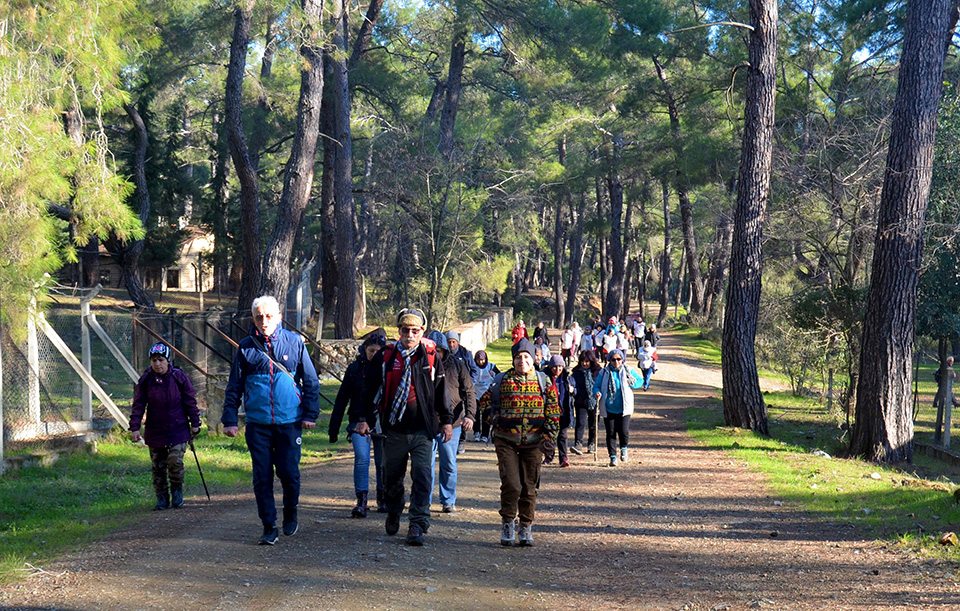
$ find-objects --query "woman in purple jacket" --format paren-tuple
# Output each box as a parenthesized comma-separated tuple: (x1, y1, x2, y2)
(129, 343, 201, 510)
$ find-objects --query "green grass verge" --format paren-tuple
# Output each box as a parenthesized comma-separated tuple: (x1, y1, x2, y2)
(687, 403, 960, 556)
(0, 380, 351, 585)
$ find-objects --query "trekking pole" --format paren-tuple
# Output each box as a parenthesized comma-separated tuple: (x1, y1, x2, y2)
(188, 438, 211, 500)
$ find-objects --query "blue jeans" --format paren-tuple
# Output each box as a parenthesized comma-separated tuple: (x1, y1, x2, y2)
(430, 425, 460, 507)
(245, 422, 302, 527)
(642, 367, 652, 389)
(349, 429, 384, 493)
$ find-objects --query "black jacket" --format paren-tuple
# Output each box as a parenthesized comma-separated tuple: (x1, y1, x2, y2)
(328, 356, 368, 441)
(362, 341, 452, 436)
(571, 366, 597, 410)
(440, 354, 477, 428)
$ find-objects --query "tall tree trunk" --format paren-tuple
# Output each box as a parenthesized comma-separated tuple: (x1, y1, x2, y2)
(653, 56, 705, 315)
(704, 207, 733, 321)
(348, 0, 385, 70)
(110, 103, 156, 309)
(553, 136, 567, 327)
(260, 0, 324, 303)
(721, 0, 778, 436)
(319, 52, 338, 332)
(225, 2, 261, 313)
(851, 0, 954, 462)
(248, 11, 278, 173)
(658, 180, 671, 326)
(564, 192, 587, 326)
(332, 0, 357, 338)
(210, 113, 231, 295)
(355, 140, 375, 273)
(621, 200, 635, 314)
(438, 23, 467, 161)
(595, 172, 608, 305)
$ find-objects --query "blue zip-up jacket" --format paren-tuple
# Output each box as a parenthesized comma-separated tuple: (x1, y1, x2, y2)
(221, 326, 320, 427)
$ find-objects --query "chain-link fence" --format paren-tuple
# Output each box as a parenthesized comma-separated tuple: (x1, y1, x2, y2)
(1, 293, 354, 470)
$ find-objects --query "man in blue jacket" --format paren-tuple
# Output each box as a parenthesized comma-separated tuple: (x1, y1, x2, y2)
(222, 295, 320, 545)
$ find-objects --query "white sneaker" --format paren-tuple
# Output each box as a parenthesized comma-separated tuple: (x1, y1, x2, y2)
(620, 447, 628, 462)
(517, 523, 533, 547)
(610, 455, 619, 467)
(501, 520, 516, 546)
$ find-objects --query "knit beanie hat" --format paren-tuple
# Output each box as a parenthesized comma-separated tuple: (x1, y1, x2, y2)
(608, 349, 624, 361)
(512, 337, 535, 358)
(149, 343, 171, 361)
(397, 307, 426, 328)
(547, 355, 565, 368)
(445, 330, 460, 343)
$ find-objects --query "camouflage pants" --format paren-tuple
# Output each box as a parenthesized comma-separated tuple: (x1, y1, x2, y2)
(149, 443, 187, 495)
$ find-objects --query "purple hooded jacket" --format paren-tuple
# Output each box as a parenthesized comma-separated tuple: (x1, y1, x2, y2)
(130, 367, 201, 447)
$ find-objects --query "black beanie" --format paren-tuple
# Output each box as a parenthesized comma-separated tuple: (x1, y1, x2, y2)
(512, 337, 535, 358)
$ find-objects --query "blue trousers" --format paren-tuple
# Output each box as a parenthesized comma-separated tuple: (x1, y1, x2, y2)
(350, 430, 384, 493)
(245, 422, 302, 527)
(430, 425, 460, 507)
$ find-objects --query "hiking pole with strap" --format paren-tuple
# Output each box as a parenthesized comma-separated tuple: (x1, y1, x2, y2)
(188, 438, 211, 500)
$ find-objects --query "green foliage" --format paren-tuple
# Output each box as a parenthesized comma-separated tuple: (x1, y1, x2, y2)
(513, 296, 535, 318)
(0, 0, 144, 328)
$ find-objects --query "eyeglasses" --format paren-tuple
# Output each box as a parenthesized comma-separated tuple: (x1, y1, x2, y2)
(399, 326, 424, 335)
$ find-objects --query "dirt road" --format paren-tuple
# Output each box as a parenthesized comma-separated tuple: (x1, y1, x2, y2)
(2, 332, 958, 610)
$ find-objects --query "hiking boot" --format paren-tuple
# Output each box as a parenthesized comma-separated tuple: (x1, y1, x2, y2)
(609, 455, 619, 467)
(517, 523, 534, 547)
(406, 524, 425, 546)
(170, 487, 184, 509)
(620, 447, 628, 462)
(442, 504, 456, 513)
(376, 489, 387, 513)
(351, 491, 368, 519)
(259, 524, 279, 545)
(154, 493, 169, 511)
(570, 443, 583, 456)
(501, 519, 516, 546)
(385, 512, 401, 536)
(282, 506, 298, 536)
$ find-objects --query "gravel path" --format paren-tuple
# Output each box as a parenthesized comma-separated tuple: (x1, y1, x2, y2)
(2, 331, 958, 610)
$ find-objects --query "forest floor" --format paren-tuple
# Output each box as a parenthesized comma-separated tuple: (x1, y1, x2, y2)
(2, 330, 959, 610)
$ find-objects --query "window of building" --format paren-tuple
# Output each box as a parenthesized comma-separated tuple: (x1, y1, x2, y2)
(167, 268, 180, 289)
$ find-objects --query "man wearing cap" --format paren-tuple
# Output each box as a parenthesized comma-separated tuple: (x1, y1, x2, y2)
(477, 338, 560, 546)
(357, 308, 453, 546)
(222, 295, 320, 545)
(427, 331, 477, 513)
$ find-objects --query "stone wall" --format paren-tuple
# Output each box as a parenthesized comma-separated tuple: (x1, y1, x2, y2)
(447, 307, 513, 355)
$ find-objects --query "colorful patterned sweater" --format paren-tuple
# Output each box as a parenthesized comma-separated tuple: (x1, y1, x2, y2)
(478, 368, 560, 447)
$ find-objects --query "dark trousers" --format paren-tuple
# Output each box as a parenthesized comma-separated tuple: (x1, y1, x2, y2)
(494, 439, 542, 526)
(245, 422, 302, 527)
(382, 429, 434, 531)
(603, 414, 630, 457)
(574, 405, 597, 447)
(557, 427, 568, 461)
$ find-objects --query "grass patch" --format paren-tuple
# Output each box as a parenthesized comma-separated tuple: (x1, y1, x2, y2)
(483, 336, 516, 371)
(687, 399, 960, 558)
(0, 392, 351, 585)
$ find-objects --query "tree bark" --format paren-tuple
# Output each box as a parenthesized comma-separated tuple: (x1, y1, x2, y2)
(438, 23, 467, 161)
(621, 200, 635, 315)
(553, 136, 567, 327)
(704, 206, 733, 321)
(721, 0, 778, 436)
(332, 0, 357, 338)
(259, 0, 324, 303)
(851, 0, 953, 463)
(348, 0, 385, 70)
(248, 11, 278, 173)
(564, 192, 587, 326)
(658, 180, 671, 326)
(110, 103, 156, 309)
(653, 56, 705, 315)
(319, 51, 338, 333)
(225, 2, 261, 313)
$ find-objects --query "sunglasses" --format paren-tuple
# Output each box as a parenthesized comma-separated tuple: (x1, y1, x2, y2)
(610, 357, 623, 362)
(399, 326, 424, 334)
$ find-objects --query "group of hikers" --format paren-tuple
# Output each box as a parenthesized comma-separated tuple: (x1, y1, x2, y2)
(128, 296, 663, 549)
